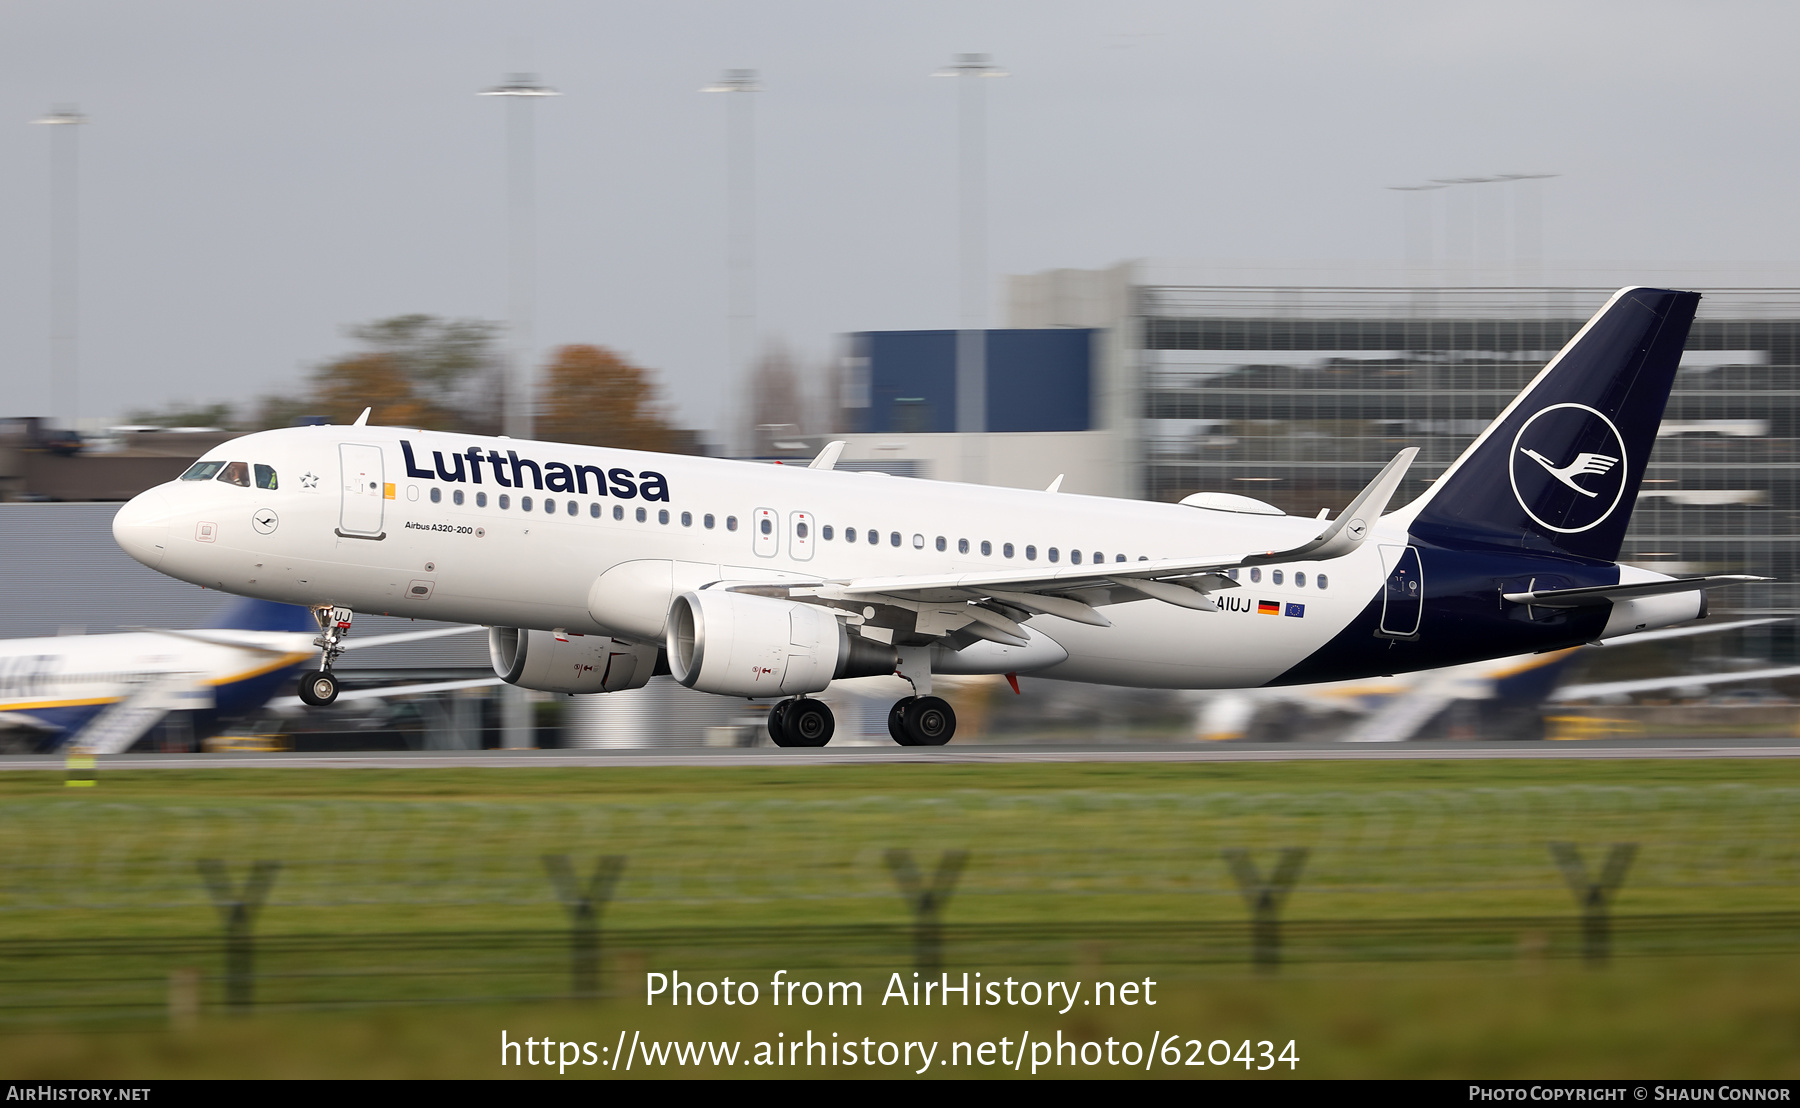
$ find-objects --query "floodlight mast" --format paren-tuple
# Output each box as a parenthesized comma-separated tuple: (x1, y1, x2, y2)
(702, 69, 761, 440)
(33, 106, 86, 428)
(933, 53, 1007, 482)
(480, 74, 560, 440)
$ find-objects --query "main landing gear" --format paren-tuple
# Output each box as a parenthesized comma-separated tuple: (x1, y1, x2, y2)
(296, 605, 353, 708)
(888, 696, 956, 746)
(767, 698, 835, 747)
(763, 693, 959, 747)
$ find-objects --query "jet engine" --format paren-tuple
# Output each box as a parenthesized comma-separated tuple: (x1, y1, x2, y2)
(488, 628, 659, 694)
(666, 590, 895, 698)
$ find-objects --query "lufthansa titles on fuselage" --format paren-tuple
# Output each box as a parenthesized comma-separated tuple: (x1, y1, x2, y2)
(400, 441, 670, 501)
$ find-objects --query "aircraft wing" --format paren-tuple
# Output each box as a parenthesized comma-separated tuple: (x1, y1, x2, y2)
(341, 626, 485, 651)
(773, 449, 1416, 645)
(1593, 616, 1783, 647)
(137, 624, 481, 654)
(264, 676, 505, 710)
(1550, 665, 1800, 702)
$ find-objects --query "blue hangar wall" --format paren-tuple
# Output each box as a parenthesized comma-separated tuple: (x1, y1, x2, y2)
(847, 329, 1095, 434)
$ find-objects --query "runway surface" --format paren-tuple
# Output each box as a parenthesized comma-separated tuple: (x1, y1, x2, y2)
(10, 736, 1800, 769)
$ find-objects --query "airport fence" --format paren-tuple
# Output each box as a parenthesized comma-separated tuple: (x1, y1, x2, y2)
(2, 785, 1798, 1021)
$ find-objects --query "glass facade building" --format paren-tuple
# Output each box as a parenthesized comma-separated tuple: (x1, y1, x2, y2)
(1137, 285, 1800, 625)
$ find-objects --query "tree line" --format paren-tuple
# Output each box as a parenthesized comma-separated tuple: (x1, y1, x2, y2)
(131, 315, 694, 453)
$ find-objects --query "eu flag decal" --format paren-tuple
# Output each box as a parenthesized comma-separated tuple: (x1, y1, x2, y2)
(1257, 600, 1280, 615)
(1285, 603, 1305, 618)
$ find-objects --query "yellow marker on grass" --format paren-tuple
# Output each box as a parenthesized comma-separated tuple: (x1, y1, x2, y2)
(65, 753, 96, 787)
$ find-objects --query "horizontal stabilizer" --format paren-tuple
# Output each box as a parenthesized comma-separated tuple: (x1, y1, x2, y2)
(1503, 574, 1769, 608)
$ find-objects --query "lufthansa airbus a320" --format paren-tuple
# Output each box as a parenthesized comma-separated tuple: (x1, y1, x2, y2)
(111, 288, 1764, 747)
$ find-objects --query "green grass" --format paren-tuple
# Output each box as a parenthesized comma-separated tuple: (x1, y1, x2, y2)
(2, 760, 1798, 1077)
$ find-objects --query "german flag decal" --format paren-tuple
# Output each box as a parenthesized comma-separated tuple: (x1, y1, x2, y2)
(1257, 600, 1280, 615)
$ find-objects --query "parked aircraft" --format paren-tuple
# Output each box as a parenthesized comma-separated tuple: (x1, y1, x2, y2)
(112, 287, 1767, 747)
(0, 597, 474, 753)
(1194, 618, 1788, 742)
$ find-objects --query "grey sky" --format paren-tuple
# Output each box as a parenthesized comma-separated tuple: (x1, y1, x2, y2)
(4, 1, 1798, 436)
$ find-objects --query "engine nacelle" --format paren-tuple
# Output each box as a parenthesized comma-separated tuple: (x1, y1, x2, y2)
(666, 590, 895, 698)
(489, 628, 659, 694)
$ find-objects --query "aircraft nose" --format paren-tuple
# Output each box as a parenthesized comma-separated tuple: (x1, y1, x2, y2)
(113, 489, 172, 570)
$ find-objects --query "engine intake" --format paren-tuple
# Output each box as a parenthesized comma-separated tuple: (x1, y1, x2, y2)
(489, 628, 659, 694)
(666, 590, 895, 697)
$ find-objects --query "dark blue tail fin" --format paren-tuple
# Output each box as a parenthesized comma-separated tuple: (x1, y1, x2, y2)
(205, 597, 316, 633)
(1405, 286, 1700, 563)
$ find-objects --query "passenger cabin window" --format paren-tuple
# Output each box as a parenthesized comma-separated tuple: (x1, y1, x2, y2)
(454, 489, 465, 506)
(1070, 550, 1082, 565)
(1272, 569, 1284, 585)
(704, 514, 716, 529)
(821, 524, 833, 540)
(430, 487, 442, 503)
(935, 536, 946, 552)
(845, 528, 857, 543)
(682, 512, 693, 527)
(1317, 574, 1329, 590)
(499, 494, 511, 509)
(1024, 545, 1035, 560)
(522, 496, 534, 511)
(1003, 543, 1013, 558)
(614, 505, 625, 520)
(181, 461, 225, 481)
(726, 515, 738, 531)
(1249, 568, 1261, 583)
(216, 461, 252, 487)
(890, 532, 901, 548)
(981, 541, 992, 556)
(1295, 571, 1306, 587)
(1048, 547, 1060, 563)
(590, 502, 600, 518)
(567, 501, 578, 517)
(254, 464, 278, 490)
(959, 538, 970, 554)
(477, 492, 488, 508)
(637, 507, 648, 522)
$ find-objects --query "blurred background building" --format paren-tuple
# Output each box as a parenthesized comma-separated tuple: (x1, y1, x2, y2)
(833, 263, 1798, 665)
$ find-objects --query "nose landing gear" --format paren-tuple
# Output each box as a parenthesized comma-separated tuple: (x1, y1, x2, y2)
(767, 698, 835, 747)
(297, 605, 353, 707)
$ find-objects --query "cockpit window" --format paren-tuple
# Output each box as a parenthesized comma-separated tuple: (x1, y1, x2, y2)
(216, 461, 252, 487)
(254, 464, 278, 490)
(181, 461, 225, 481)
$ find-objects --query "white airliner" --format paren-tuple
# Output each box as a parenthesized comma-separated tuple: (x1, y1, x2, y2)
(110, 288, 1768, 747)
(0, 598, 475, 753)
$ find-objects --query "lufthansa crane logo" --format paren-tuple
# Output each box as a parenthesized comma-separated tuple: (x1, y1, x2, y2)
(1508, 402, 1628, 534)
